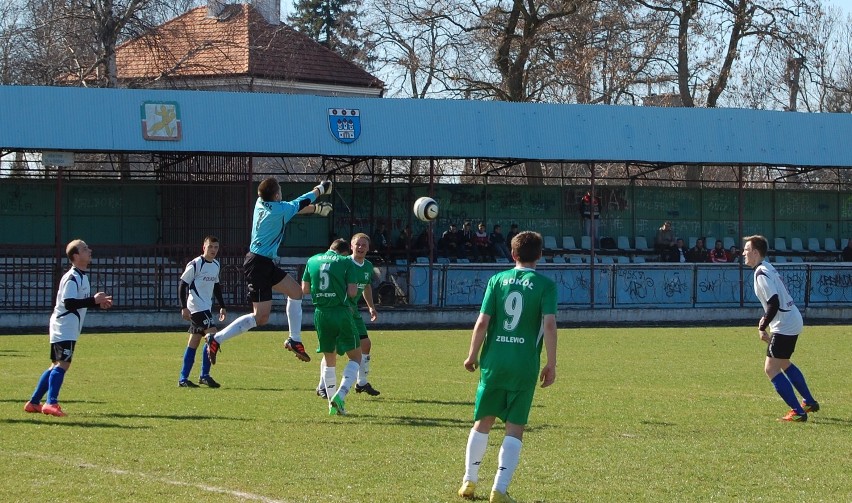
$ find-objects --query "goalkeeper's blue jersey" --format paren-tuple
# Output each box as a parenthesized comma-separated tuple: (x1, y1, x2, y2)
(249, 191, 316, 259)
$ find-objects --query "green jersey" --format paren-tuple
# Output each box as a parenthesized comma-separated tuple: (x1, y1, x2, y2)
(302, 250, 357, 309)
(478, 267, 557, 391)
(346, 257, 374, 310)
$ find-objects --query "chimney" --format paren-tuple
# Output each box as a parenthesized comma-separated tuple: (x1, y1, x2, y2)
(252, 0, 281, 25)
(207, 0, 226, 18)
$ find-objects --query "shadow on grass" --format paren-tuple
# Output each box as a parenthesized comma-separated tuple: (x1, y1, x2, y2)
(0, 349, 27, 357)
(353, 413, 472, 427)
(0, 398, 107, 405)
(812, 416, 852, 427)
(97, 412, 249, 421)
(639, 420, 677, 427)
(0, 418, 151, 429)
(381, 397, 473, 407)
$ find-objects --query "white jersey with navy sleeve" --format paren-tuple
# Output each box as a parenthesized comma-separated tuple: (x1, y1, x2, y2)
(180, 256, 221, 313)
(49, 267, 91, 343)
(249, 190, 317, 259)
(753, 260, 803, 335)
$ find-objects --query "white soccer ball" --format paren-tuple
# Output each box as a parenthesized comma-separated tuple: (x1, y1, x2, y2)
(413, 196, 439, 222)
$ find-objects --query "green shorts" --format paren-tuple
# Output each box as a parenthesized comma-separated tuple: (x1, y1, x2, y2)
(351, 312, 367, 338)
(314, 306, 358, 355)
(473, 384, 536, 426)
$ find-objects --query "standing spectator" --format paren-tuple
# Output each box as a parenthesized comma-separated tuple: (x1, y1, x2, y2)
(742, 235, 819, 422)
(371, 221, 390, 259)
(473, 222, 494, 262)
(177, 235, 226, 388)
(490, 224, 510, 260)
(654, 221, 676, 260)
(688, 238, 709, 263)
(709, 239, 729, 263)
(206, 178, 333, 365)
(506, 223, 520, 244)
(670, 238, 688, 263)
(457, 231, 557, 502)
(460, 221, 475, 260)
(302, 239, 360, 415)
(24, 239, 113, 417)
(842, 239, 852, 261)
(580, 190, 601, 244)
(440, 223, 461, 258)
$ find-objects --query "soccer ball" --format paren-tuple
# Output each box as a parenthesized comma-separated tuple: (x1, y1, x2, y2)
(413, 196, 439, 222)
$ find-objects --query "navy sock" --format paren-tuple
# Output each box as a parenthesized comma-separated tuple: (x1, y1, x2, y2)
(180, 347, 197, 381)
(200, 343, 211, 378)
(46, 367, 66, 405)
(30, 368, 52, 404)
(771, 373, 804, 414)
(784, 364, 815, 404)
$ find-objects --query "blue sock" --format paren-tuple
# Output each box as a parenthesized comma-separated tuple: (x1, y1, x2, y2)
(200, 343, 211, 378)
(771, 373, 804, 414)
(30, 368, 52, 404)
(46, 367, 66, 405)
(784, 364, 815, 404)
(180, 347, 197, 382)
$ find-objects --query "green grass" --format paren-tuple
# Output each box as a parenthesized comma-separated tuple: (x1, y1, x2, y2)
(2, 326, 851, 502)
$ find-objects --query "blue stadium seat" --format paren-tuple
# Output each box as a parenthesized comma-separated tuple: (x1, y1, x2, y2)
(562, 236, 577, 250)
(634, 236, 651, 251)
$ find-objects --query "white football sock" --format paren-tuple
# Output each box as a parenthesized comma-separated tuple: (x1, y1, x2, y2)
(214, 314, 256, 343)
(337, 360, 360, 400)
(357, 353, 371, 386)
(318, 358, 327, 390)
(286, 297, 302, 341)
(323, 365, 337, 397)
(493, 436, 522, 494)
(463, 429, 489, 483)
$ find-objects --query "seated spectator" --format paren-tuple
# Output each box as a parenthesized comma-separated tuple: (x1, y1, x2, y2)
(670, 238, 688, 263)
(439, 223, 461, 258)
(473, 222, 494, 261)
(709, 239, 728, 263)
(459, 221, 474, 260)
(842, 239, 852, 261)
(506, 223, 520, 244)
(726, 245, 741, 263)
(371, 222, 390, 258)
(688, 238, 709, 263)
(489, 224, 510, 260)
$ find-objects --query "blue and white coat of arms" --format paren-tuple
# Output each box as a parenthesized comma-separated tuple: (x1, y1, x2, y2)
(328, 108, 361, 143)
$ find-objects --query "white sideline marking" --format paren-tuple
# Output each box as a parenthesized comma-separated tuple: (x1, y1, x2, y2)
(9, 451, 287, 503)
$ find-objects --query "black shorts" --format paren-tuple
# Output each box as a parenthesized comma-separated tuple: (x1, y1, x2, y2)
(767, 333, 799, 359)
(243, 253, 287, 303)
(188, 310, 215, 334)
(50, 341, 76, 363)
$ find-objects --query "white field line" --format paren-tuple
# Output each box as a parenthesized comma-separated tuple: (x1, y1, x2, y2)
(7, 451, 288, 503)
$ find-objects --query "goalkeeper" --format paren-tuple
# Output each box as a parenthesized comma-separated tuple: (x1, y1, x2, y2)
(206, 177, 333, 365)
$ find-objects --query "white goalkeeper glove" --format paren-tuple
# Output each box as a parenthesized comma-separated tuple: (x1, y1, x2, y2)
(314, 180, 332, 196)
(315, 202, 333, 217)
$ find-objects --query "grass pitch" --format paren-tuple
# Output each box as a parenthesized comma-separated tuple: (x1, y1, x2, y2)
(1, 325, 851, 502)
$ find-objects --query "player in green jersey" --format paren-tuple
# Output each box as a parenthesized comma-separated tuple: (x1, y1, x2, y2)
(457, 231, 558, 503)
(302, 239, 361, 416)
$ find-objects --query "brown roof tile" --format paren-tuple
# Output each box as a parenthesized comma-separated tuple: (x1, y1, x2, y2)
(117, 4, 383, 90)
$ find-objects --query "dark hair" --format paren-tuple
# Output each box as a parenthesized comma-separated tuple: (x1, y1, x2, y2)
(743, 235, 768, 257)
(330, 238, 350, 254)
(258, 178, 280, 201)
(511, 231, 542, 263)
(204, 235, 219, 244)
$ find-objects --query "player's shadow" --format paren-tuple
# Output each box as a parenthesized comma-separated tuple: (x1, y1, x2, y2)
(811, 416, 852, 428)
(354, 413, 472, 428)
(97, 412, 248, 422)
(383, 397, 473, 407)
(0, 349, 28, 357)
(0, 398, 107, 405)
(0, 418, 150, 429)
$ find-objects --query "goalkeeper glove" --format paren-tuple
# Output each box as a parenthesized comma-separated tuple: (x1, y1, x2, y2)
(315, 202, 333, 217)
(314, 180, 332, 196)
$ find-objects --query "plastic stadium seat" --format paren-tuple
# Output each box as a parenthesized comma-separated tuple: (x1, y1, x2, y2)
(416, 256, 430, 264)
(774, 238, 787, 252)
(688, 237, 698, 249)
(562, 236, 577, 250)
(632, 256, 646, 263)
(600, 256, 614, 264)
(842, 238, 849, 250)
(807, 238, 821, 252)
(456, 258, 470, 263)
(824, 238, 838, 252)
(543, 235, 559, 251)
(495, 257, 510, 263)
(582, 255, 599, 264)
(774, 256, 787, 263)
(568, 255, 583, 264)
(551, 255, 566, 264)
(634, 236, 651, 251)
(436, 257, 450, 264)
(395, 259, 409, 266)
(791, 256, 804, 263)
(723, 237, 735, 250)
(616, 256, 630, 264)
(581, 236, 592, 250)
(617, 236, 633, 251)
(790, 237, 804, 252)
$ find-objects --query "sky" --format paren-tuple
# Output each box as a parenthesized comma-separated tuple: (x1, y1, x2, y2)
(829, 0, 852, 16)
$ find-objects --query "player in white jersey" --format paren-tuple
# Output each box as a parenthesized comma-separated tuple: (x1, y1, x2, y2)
(743, 235, 819, 422)
(178, 236, 226, 388)
(24, 240, 112, 417)
(206, 177, 332, 365)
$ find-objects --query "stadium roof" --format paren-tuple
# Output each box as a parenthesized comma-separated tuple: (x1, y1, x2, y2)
(1, 85, 851, 168)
